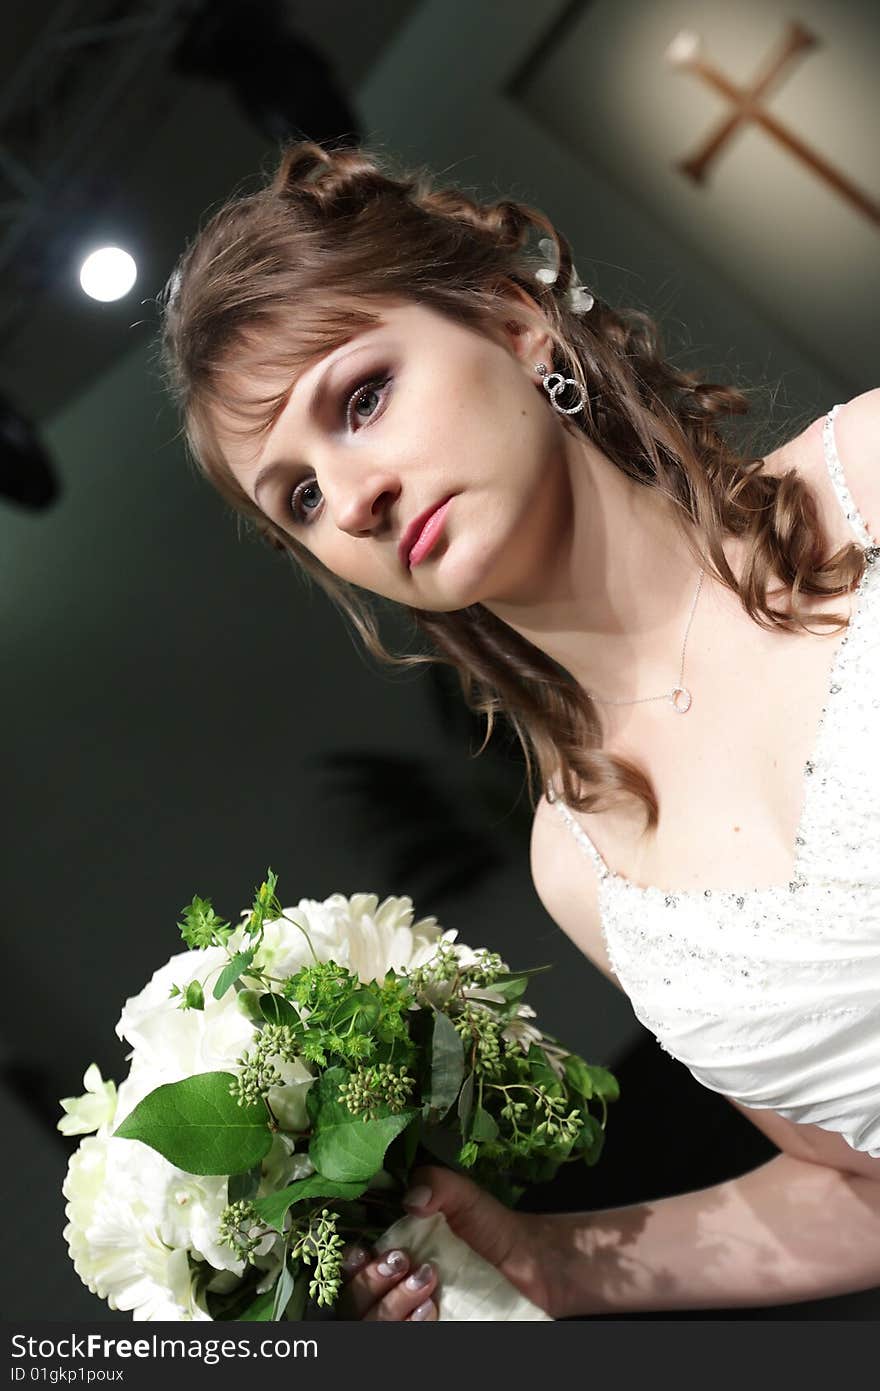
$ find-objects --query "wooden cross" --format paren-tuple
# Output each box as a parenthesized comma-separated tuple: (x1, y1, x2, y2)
(666, 20, 880, 229)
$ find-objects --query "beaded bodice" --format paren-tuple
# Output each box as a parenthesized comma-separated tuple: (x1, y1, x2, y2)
(551, 404, 880, 1157)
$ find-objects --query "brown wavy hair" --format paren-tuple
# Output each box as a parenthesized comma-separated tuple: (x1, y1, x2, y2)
(157, 139, 866, 835)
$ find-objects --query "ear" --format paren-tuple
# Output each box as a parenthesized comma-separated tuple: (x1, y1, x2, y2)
(494, 278, 555, 368)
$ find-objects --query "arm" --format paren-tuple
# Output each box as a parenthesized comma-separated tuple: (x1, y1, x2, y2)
(528, 794, 880, 1317)
(541, 1149, 880, 1318)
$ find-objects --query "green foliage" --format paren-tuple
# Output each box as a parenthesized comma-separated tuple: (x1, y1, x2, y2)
(213, 950, 256, 1001)
(253, 1175, 369, 1233)
(259, 993, 300, 1027)
(113, 1073, 272, 1175)
(169, 980, 205, 1011)
(307, 1068, 418, 1182)
(422, 1009, 464, 1122)
(177, 895, 233, 949)
(272, 1251, 297, 1322)
(228, 1163, 262, 1204)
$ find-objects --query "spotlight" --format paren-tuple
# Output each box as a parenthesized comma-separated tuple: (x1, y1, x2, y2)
(79, 247, 138, 303)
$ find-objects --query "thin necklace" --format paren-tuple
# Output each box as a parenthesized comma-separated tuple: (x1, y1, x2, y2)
(585, 566, 706, 714)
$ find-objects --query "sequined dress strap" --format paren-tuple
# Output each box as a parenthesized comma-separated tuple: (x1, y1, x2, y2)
(546, 782, 611, 881)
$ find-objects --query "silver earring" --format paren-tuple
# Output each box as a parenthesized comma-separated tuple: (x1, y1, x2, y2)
(535, 362, 586, 416)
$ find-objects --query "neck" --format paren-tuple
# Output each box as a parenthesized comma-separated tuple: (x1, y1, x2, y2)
(483, 433, 722, 707)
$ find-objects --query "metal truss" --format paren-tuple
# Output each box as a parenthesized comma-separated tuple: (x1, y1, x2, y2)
(0, 0, 197, 343)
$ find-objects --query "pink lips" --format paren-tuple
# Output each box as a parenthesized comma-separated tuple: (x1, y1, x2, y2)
(402, 496, 454, 570)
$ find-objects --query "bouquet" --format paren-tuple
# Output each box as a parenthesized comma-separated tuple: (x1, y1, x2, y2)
(59, 871, 618, 1321)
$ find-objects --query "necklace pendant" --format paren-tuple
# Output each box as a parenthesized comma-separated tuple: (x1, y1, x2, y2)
(670, 685, 692, 714)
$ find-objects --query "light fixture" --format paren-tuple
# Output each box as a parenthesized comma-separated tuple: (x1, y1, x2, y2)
(79, 247, 138, 303)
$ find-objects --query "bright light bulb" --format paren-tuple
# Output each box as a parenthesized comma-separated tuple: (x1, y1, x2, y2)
(79, 247, 137, 302)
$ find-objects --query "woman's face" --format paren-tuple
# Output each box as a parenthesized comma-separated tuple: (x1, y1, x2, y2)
(224, 297, 576, 612)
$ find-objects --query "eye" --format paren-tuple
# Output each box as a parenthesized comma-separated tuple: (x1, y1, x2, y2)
(285, 374, 392, 526)
(345, 373, 392, 431)
(288, 477, 323, 525)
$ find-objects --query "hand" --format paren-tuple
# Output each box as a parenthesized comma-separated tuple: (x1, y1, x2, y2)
(335, 1165, 560, 1320)
(335, 1242, 439, 1321)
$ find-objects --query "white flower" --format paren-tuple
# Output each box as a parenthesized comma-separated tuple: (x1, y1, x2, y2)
(115, 946, 255, 1086)
(230, 892, 446, 986)
(501, 1004, 545, 1055)
(62, 1132, 218, 1321)
(58, 1064, 117, 1136)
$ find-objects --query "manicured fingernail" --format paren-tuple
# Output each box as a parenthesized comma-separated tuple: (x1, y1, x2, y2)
(376, 1249, 408, 1277)
(411, 1297, 435, 1321)
(341, 1246, 368, 1273)
(405, 1262, 433, 1291)
(403, 1184, 432, 1209)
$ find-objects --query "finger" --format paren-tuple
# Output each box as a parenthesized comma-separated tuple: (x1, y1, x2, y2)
(403, 1164, 519, 1270)
(364, 1261, 439, 1323)
(339, 1243, 370, 1281)
(335, 1247, 411, 1320)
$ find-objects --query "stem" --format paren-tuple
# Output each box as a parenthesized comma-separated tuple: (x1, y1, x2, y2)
(279, 910, 320, 964)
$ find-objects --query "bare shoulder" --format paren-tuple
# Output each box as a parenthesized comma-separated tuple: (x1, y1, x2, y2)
(779, 389, 880, 542)
(530, 791, 622, 990)
(832, 388, 880, 538)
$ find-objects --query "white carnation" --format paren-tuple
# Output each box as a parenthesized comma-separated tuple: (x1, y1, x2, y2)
(228, 892, 446, 986)
(62, 1132, 217, 1321)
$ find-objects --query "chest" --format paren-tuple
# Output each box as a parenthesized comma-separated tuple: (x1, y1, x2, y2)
(587, 580, 855, 896)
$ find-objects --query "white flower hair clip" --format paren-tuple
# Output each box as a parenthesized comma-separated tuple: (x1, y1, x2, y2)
(535, 237, 594, 314)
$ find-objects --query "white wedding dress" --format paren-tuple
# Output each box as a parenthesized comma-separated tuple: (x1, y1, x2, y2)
(550, 404, 880, 1159)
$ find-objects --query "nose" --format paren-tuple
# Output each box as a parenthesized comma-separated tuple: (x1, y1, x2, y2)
(326, 466, 401, 537)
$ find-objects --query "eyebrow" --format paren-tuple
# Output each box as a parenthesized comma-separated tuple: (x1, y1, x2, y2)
(250, 341, 377, 503)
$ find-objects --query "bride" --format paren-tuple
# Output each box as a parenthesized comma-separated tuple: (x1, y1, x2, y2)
(159, 140, 880, 1319)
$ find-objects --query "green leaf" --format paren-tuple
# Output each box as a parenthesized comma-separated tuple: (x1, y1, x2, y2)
(213, 950, 256, 1001)
(253, 1175, 369, 1232)
(383, 1112, 421, 1185)
(469, 1104, 499, 1142)
(259, 993, 300, 1027)
(236, 1287, 277, 1322)
(329, 987, 381, 1032)
(586, 1065, 620, 1102)
(286, 1267, 309, 1321)
(563, 1054, 594, 1100)
(272, 1252, 296, 1321)
(486, 975, 528, 1003)
(458, 1140, 478, 1168)
(423, 1010, 464, 1121)
(527, 1045, 563, 1096)
(113, 1072, 272, 1175)
(420, 1121, 465, 1168)
(577, 1113, 606, 1166)
(228, 1162, 262, 1204)
(306, 1068, 417, 1182)
(457, 1070, 474, 1133)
